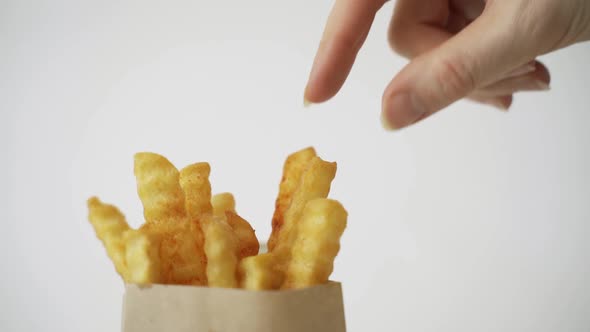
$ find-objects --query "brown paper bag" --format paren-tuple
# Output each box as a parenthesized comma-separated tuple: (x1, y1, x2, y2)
(122, 282, 346, 332)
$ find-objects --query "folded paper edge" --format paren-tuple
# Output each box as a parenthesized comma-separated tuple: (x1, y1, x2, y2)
(124, 280, 342, 294)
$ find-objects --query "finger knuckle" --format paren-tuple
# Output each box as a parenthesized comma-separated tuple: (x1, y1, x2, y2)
(387, 21, 404, 53)
(435, 56, 477, 100)
(387, 17, 413, 57)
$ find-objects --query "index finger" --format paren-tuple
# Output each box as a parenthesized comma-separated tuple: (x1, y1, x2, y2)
(304, 0, 387, 103)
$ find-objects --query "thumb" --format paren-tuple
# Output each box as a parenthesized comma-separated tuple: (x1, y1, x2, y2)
(381, 4, 536, 130)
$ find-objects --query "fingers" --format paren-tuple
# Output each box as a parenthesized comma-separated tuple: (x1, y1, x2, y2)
(381, 2, 541, 130)
(468, 94, 513, 111)
(463, 62, 549, 112)
(504, 61, 537, 79)
(449, 0, 485, 21)
(304, 0, 387, 103)
(388, 0, 451, 57)
(473, 62, 551, 98)
(462, 62, 548, 112)
(388, 0, 483, 56)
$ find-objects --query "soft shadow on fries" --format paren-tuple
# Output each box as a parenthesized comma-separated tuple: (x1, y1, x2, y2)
(87, 147, 347, 290)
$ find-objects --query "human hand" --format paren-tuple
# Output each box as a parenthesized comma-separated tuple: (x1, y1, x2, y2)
(304, 0, 590, 130)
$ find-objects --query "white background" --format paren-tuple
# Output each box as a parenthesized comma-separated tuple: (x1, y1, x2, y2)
(2, 1, 589, 331)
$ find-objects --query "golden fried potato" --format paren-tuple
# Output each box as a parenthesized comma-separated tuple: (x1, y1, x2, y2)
(282, 199, 347, 289)
(87, 197, 131, 279)
(179, 163, 212, 219)
(202, 215, 239, 288)
(134, 153, 186, 224)
(89, 148, 347, 289)
(239, 253, 283, 290)
(124, 230, 161, 284)
(225, 211, 259, 259)
(272, 156, 337, 272)
(267, 147, 317, 251)
(211, 193, 258, 258)
(140, 220, 207, 285)
(211, 192, 236, 216)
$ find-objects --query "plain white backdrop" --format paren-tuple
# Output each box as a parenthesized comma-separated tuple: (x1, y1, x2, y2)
(2, 1, 589, 331)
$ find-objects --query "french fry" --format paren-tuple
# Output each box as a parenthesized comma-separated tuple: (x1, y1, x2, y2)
(140, 221, 207, 285)
(202, 214, 239, 288)
(225, 211, 259, 259)
(87, 197, 131, 279)
(188, 217, 208, 284)
(272, 156, 337, 272)
(176, 163, 211, 284)
(179, 163, 213, 219)
(134, 153, 186, 224)
(211, 192, 236, 216)
(282, 199, 347, 289)
(239, 253, 283, 290)
(267, 147, 317, 251)
(211, 193, 258, 258)
(124, 230, 161, 284)
(89, 148, 347, 290)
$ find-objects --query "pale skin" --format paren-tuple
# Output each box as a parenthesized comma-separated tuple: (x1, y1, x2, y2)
(304, 0, 590, 130)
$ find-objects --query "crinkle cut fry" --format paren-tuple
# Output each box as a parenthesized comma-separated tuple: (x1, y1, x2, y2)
(134, 153, 186, 224)
(225, 211, 259, 259)
(239, 253, 283, 290)
(89, 148, 346, 290)
(212, 192, 236, 216)
(202, 214, 239, 288)
(267, 147, 317, 251)
(282, 198, 347, 289)
(272, 156, 337, 272)
(139, 220, 207, 285)
(179, 163, 213, 219)
(124, 230, 162, 284)
(87, 197, 131, 280)
(177, 162, 213, 284)
(211, 192, 259, 259)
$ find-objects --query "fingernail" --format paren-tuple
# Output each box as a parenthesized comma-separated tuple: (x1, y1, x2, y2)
(380, 112, 397, 131)
(382, 93, 426, 130)
(506, 62, 536, 79)
(490, 100, 510, 111)
(303, 82, 314, 107)
(535, 80, 551, 91)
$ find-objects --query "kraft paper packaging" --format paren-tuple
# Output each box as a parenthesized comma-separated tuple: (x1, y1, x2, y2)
(122, 282, 346, 332)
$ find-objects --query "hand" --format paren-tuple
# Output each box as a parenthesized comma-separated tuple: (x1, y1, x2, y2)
(304, 0, 590, 130)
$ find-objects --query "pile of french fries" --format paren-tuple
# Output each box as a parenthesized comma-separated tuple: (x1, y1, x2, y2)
(87, 147, 347, 290)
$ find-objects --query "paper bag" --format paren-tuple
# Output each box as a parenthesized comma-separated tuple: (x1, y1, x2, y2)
(122, 282, 346, 332)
